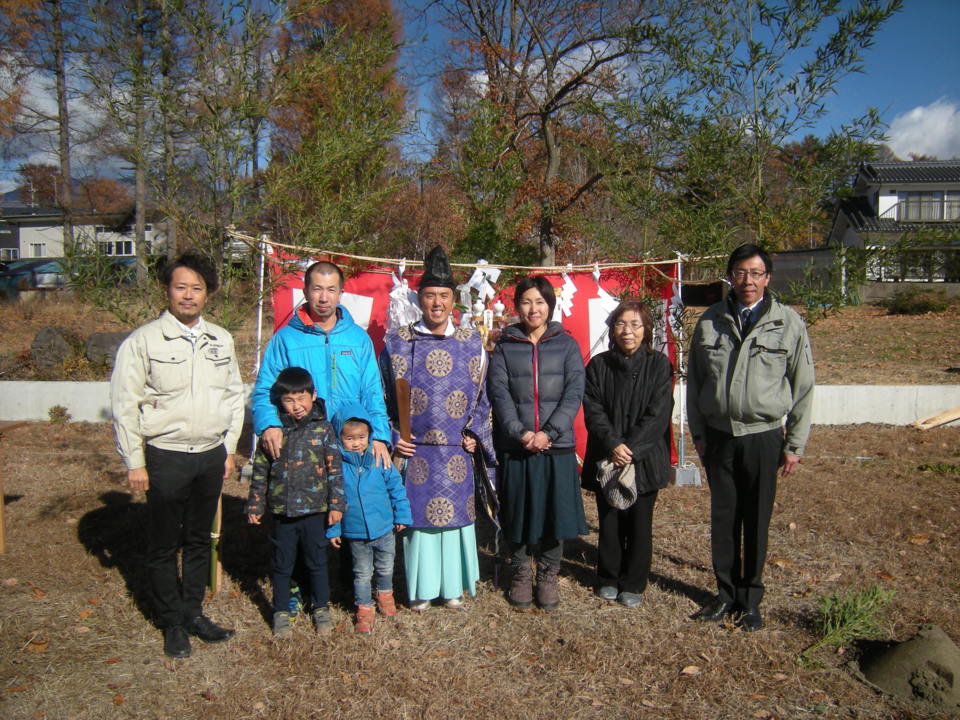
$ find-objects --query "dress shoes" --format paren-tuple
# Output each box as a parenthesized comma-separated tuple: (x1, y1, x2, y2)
(691, 599, 735, 623)
(595, 585, 618, 601)
(737, 607, 764, 632)
(163, 625, 191, 658)
(186, 615, 235, 643)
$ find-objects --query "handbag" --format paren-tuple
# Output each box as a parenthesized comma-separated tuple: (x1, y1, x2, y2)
(597, 459, 638, 510)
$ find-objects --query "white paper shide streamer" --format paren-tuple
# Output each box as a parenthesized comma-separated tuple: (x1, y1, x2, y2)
(457, 259, 501, 325)
(387, 259, 421, 330)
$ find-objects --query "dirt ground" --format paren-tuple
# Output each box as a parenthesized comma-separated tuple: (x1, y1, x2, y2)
(806, 304, 960, 385)
(1, 294, 957, 385)
(1, 422, 958, 720)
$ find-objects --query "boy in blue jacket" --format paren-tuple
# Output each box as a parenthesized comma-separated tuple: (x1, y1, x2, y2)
(246, 367, 344, 638)
(327, 402, 412, 633)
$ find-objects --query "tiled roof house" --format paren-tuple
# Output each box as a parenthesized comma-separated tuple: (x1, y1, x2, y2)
(828, 161, 960, 281)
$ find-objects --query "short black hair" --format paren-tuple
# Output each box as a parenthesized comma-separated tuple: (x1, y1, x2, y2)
(304, 260, 344, 289)
(271, 366, 315, 400)
(726, 243, 773, 276)
(161, 249, 219, 293)
(513, 275, 557, 320)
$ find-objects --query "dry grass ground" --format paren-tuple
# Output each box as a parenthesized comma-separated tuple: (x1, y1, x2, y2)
(0, 294, 262, 383)
(807, 304, 960, 385)
(1, 294, 957, 385)
(1, 422, 958, 720)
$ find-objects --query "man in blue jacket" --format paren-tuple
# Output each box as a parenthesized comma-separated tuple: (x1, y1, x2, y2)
(252, 261, 391, 467)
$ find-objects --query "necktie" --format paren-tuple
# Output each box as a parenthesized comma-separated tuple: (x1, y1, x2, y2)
(740, 307, 753, 337)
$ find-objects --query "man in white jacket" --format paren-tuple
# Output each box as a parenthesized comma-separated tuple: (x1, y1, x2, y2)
(111, 250, 245, 658)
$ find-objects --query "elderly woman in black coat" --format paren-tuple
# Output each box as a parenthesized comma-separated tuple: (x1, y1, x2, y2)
(488, 276, 587, 611)
(581, 300, 673, 607)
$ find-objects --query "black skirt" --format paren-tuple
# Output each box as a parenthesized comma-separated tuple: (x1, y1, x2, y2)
(497, 450, 588, 545)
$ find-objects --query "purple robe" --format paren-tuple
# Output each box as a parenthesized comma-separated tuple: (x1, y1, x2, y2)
(382, 323, 496, 529)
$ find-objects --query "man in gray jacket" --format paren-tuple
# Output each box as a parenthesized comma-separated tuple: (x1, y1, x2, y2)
(111, 250, 245, 658)
(687, 243, 814, 631)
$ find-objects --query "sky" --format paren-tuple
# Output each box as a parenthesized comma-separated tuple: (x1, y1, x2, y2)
(397, 0, 960, 160)
(801, 0, 960, 158)
(2, 0, 958, 196)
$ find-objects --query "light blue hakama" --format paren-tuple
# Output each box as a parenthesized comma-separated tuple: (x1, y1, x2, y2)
(403, 525, 480, 601)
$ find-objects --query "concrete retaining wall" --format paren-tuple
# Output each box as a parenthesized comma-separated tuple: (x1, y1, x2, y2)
(0, 382, 253, 424)
(1, 381, 958, 427)
(809, 385, 960, 425)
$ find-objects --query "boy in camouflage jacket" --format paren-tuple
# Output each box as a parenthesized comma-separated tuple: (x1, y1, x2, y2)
(246, 367, 345, 637)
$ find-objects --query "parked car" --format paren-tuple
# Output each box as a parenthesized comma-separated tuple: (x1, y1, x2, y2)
(0, 259, 65, 300)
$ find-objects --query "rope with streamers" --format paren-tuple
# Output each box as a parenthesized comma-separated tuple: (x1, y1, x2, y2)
(223, 227, 724, 282)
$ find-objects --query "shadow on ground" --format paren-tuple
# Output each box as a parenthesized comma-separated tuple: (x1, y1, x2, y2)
(76, 491, 153, 624)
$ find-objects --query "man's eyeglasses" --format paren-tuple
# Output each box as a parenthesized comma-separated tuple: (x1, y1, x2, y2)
(613, 321, 644, 331)
(730, 270, 768, 280)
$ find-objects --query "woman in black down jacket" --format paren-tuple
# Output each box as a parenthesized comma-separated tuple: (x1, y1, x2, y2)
(582, 300, 673, 608)
(488, 276, 587, 611)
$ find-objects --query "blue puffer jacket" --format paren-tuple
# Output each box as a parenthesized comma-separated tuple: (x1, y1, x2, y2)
(487, 321, 585, 452)
(252, 305, 391, 443)
(326, 403, 412, 541)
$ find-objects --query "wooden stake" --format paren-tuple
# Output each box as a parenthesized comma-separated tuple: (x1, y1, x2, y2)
(0, 422, 29, 555)
(209, 494, 223, 593)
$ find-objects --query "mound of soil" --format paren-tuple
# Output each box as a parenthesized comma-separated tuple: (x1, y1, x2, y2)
(858, 624, 960, 712)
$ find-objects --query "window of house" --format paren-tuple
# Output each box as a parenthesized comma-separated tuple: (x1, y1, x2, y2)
(1, 248, 18, 261)
(31, 243, 46, 258)
(897, 190, 960, 221)
(99, 241, 114, 255)
(946, 192, 960, 220)
(117, 241, 133, 255)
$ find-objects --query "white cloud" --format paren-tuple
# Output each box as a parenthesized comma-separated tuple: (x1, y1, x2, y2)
(2, 62, 113, 179)
(888, 98, 960, 160)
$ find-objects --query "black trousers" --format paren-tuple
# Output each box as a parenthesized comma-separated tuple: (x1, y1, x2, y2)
(704, 427, 782, 610)
(144, 444, 225, 629)
(270, 512, 330, 614)
(595, 489, 658, 594)
(510, 539, 562, 568)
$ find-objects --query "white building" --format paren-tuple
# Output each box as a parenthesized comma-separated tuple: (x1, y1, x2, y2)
(828, 161, 960, 282)
(0, 207, 168, 260)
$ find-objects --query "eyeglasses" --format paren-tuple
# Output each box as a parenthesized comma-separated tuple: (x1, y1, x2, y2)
(730, 270, 768, 280)
(613, 321, 644, 331)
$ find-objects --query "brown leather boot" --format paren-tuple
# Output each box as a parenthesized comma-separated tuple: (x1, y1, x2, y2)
(536, 557, 561, 611)
(508, 558, 534, 610)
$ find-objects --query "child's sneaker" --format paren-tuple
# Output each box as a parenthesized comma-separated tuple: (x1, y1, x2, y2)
(288, 583, 303, 615)
(312, 606, 333, 635)
(354, 604, 375, 633)
(272, 611, 291, 638)
(376, 589, 398, 617)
